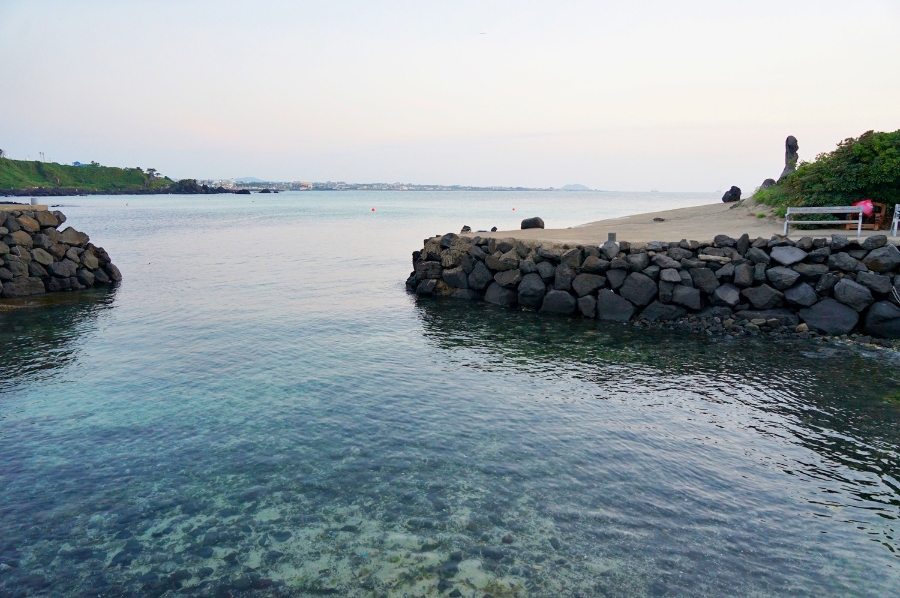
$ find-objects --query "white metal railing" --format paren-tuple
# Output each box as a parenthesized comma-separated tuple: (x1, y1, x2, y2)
(784, 206, 863, 237)
(892, 204, 899, 237)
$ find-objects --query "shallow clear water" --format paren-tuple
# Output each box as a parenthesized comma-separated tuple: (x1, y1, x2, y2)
(1, 191, 899, 597)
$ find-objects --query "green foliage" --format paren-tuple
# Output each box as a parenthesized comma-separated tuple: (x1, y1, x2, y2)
(756, 130, 900, 211)
(756, 212, 766, 218)
(0, 157, 172, 192)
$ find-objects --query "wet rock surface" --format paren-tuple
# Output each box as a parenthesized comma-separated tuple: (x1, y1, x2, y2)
(1, 209, 120, 298)
(407, 232, 900, 340)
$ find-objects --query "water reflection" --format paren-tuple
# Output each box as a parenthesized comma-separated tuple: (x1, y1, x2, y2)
(416, 298, 900, 551)
(0, 288, 117, 393)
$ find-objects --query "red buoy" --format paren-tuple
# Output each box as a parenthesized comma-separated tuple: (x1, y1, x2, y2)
(371, 207, 375, 211)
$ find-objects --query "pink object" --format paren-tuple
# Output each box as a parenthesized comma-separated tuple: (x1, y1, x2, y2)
(853, 199, 874, 217)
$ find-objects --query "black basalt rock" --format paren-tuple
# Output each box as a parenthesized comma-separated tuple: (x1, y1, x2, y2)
(520, 217, 545, 229)
(721, 186, 741, 203)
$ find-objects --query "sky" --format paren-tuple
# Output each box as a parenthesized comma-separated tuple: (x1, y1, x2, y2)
(1, 0, 899, 191)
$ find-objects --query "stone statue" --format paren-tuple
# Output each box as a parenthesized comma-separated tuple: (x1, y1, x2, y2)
(778, 136, 799, 182)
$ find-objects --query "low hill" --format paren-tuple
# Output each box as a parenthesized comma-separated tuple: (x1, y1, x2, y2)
(0, 158, 172, 193)
(560, 184, 593, 191)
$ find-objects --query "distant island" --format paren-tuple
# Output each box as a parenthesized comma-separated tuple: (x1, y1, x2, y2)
(0, 155, 598, 196)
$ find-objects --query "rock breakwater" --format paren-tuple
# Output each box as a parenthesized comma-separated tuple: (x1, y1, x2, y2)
(406, 232, 900, 341)
(1, 208, 121, 298)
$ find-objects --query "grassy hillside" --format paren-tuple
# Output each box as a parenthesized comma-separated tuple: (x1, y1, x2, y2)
(755, 129, 900, 217)
(0, 157, 172, 192)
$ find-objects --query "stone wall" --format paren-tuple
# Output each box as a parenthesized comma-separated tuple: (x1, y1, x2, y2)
(0, 209, 121, 298)
(406, 232, 900, 340)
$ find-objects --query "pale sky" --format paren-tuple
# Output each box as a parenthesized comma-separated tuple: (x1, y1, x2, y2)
(1, 0, 899, 191)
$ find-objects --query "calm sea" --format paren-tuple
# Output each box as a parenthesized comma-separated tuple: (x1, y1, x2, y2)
(1, 191, 899, 597)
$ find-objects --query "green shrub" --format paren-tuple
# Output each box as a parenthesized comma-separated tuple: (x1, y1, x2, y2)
(756, 129, 900, 211)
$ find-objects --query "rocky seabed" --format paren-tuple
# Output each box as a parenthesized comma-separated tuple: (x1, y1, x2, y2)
(407, 232, 900, 342)
(0, 209, 121, 298)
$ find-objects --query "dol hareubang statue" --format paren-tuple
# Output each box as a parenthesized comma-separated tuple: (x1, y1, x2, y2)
(778, 135, 799, 182)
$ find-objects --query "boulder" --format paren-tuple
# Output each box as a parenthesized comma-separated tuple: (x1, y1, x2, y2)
(660, 268, 681, 283)
(713, 234, 738, 248)
(596, 289, 635, 321)
(766, 266, 801, 290)
(31, 248, 54, 266)
(856, 271, 892, 295)
(827, 252, 865, 273)
(792, 263, 828, 282)
(861, 235, 887, 251)
(571, 273, 606, 297)
(833, 278, 873, 312)
(440, 233, 458, 248)
(0, 241, 8, 256)
(76, 269, 95, 287)
(599, 240, 619, 260)
(554, 263, 576, 291)
(689, 268, 719, 295)
(540, 290, 576, 315)
(745, 247, 770, 265)
(714, 262, 735, 281)
(815, 273, 840, 296)
(577, 295, 597, 318)
(721, 186, 741, 203)
(799, 298, 859, 336)
(442, 267, 468, 289)
(485, 282, 517, 307)
(48, 259, 78, 278)
(5, 258, 28, 278)
(658, 281, 675, 303)
(712, 283, 741, 308)
(0, 267, 11, 281)
(625, 253, 650, 272)
(520, 217, 544, 230)
(28, 261, 48, 277)
(517, 273, 546, 309)
(34, 211, 59, 228)
(494, 268, 522, 289)
(105, 263, 122, 282)
(862, 245, 900, 273)
(561, 248, 583, 269)
(415, 261, 443, 280)
(580, 256, 609, 274)
(536, 261, 556, 283)
(606, 268, 628, 290)
(59, 227, 89, 247)
(733, 263, 754, 287)
(783, 283, 818, 307)
(639, 301, 686, 322)
(4, 230, 33, 248)
(485, 252, 517, 272)
(760, 178, 777, 190)
(15, 216, 40, 233)
(806, 247, 831, 264)
(1, 276, 45, 297)
(467, 262, 493, 290)
(65, 247, 83, 263)
(831, 234, 851, 251)
(741, 284, 784, 309)
(415, 279, 437, 296)
(770, 246, 807, 266)
(651, 254, 681, 270)
(667, 247, 694, 261)
(862, 301, 900, 339)
(619, 272, 658, 307)
(93, 268, 111, 284)
(671, 285, 702, 310)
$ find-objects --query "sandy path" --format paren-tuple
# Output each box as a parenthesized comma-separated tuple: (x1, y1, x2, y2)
(466, 200, 894, 244)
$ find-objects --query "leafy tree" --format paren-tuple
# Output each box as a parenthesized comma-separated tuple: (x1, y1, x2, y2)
(758, 130, 900, 211)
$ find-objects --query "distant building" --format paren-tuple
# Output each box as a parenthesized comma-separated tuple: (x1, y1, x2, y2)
(72, 161, 89, 167)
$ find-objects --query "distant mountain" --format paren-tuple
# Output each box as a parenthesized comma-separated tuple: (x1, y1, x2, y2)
(235, 177, 265, 183)
(560, 184, 592, 191)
